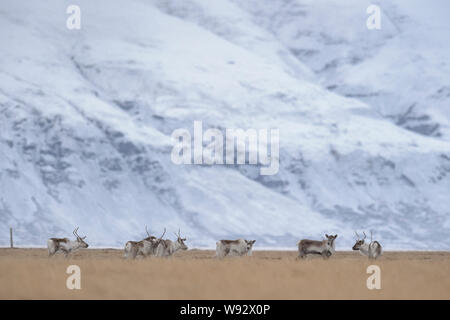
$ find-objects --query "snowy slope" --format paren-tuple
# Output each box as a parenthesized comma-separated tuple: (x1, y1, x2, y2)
(0, 0, 449, 249)
(230, 0, 450, 139)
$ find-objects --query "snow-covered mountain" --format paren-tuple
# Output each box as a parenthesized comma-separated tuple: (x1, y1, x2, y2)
(229, 0, 450, 139)
(1, 0, 449, 249)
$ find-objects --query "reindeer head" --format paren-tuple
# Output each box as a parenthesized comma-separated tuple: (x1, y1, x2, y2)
(352, 231, 366, 250)
(325, 234, 337, 248)
(174, 229, 188, 251)
(73, 227, 89, 248)
(245, 240, 256, 251)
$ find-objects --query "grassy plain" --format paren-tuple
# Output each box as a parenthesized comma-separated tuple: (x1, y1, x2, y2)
(0, 248, 449, 299)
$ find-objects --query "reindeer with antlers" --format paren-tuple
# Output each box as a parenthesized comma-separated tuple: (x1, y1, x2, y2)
(352, 231, 383, 260)
(155, 229, 188, 257)
(47, 227, 89, 258)
(124, 226, 166, 259)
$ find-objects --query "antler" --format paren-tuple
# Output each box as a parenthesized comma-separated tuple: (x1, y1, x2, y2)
(362, 232, 367, 240)
(73, 227, 86, 240)
(156, 228, 167, 248)
(145, 225, 150, 237)
(370, 230, 373, 242)
(174, 228, 182, 239)
(355, 231, 360, 240)
(158, 228, 166, 240)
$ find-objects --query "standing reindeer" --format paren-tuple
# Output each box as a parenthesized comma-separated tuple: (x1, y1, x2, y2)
(47, 227, 89, 258)
(215, 239, 256, 258)
(124, 226, 165, 259)
(352, 231, 382, 260)
(297, 234, 337, 259)
(155, 229, 188, 257)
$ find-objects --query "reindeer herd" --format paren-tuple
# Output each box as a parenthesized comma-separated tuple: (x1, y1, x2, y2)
(47, 227, 382, 260)
(123, 227, 188, 258)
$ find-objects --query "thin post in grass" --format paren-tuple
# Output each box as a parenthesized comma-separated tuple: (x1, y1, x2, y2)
(10, 227, 13, 248)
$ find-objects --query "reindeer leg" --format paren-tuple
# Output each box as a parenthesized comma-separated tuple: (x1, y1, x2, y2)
(321, 250, 331, 259)
(298, 249, 307, 259)
(63, 250, 69, 259)
(48, 247, 56, 257)
(297, 245, 305, 259)
(131, 247, 138, 259)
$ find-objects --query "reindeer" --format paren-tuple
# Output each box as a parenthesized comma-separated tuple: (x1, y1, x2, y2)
(297, 234, 337, 259)
(352, 231, 382, 260)
(155, 229, 188, 257)
(216, 239, 256, 258)
(47, 227, 89, 258)
(124, 226, 165, 259)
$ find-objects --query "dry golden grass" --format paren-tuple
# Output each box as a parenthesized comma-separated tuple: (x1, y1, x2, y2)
(0, 248, 449, 299)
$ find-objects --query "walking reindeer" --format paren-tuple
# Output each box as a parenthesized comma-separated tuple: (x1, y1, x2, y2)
(155, 229, 188, 257)
(352, 231, 382, 260)
(124, 226, 166, 259)
(297, 234, 337, 259)
(47, 227, 89, 258)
